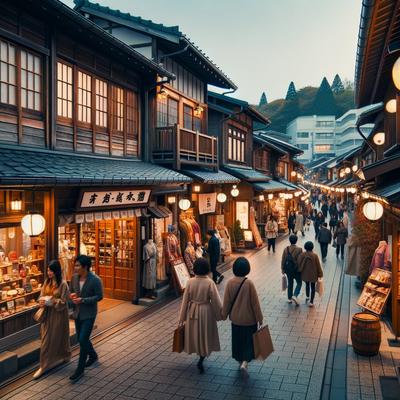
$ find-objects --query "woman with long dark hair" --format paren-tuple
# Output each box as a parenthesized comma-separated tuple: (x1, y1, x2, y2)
(33, 260, 71, 379)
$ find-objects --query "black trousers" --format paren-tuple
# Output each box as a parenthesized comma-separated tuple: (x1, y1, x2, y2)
(336, 244, 345, 257)
(305, 282, 316, 303)
(75, 317, 97, 373)
(210, 261, 221, 282)
(320, 242, 328, 259)
(287, 273, 302, 299)
(267, 238, 276, 252)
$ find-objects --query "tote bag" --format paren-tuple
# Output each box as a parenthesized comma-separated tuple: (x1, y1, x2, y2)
(172, 324, 185, 353)
(316, 278, 324, 297)
(253, 325, 274, 360)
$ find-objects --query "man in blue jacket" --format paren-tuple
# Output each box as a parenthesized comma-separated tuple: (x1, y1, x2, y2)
(69, 255, 103, 381)
(206, 230, 224, 284)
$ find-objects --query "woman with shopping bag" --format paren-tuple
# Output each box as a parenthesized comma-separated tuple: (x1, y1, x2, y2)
(222, 257, 263, 378)
(177, 258, 222, 373)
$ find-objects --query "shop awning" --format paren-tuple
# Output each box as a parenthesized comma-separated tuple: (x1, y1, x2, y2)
(180, 168, 240, 184)
(222, 165, 271, 182)
(253, 180, 296, 192)
(0, 146, 192, 186)
(361, 153, 400, 181)
(147, 206, 172, 219)
(372, 183, 400, 203)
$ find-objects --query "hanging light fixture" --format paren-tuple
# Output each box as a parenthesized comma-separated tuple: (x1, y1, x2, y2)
(350, 187, 357, 194)
(21, 213, 46, 237)
(178, 199, 191, 211)
(167, 196, 176, 204)
(217, 193, 227, 203)
(268, 194, 273, 200)
(345, 167, 351, 174)
(193, 185, 201, 193)
(352, 165, 358, 172)
(194, 105, 204, 117)
(158, 87, 168, 99)
(11, 199, 22, 211)
(231, 185, 239, 198)
(373, 132, 385, 146)
(291, 171, 297, 177)
(392, 57, 400, 90)
(363, 201, 384, 221)
(385, 99, 396, 113)
(258, 194, 265, 202)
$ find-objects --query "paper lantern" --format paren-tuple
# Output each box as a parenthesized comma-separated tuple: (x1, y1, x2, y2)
(21, 213, 46, 237)
(363, 201, 383, 221)
(217, 193, 227, 203)
(193, 185, 201, 193)
(287, 194, 293, 199)
(178, 199, 191, 211)
(352, 165, 358, 172)
(345, 167, 351, 174)
(373, 132, 385, 146)
(10, 200, 22, 211)
(392, 57, 400, 90)
(167, 196, 176, 204)
(231, 185, 239, 198)
(291, 171, 297, 177)
(268, 194, 273, 200)
(258, 194, 265, 202)
(385, 99, 396, 113)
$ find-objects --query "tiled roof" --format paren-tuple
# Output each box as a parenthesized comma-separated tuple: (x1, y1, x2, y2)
(181, 168, 240, 184)
(257, 132, 303, 155)
(0, 146, 192, 186)
(253, 133, 287, 156)
(222, 166, 271, 182)
(253, 180, 294, 192)
(373, 182, 400, 201)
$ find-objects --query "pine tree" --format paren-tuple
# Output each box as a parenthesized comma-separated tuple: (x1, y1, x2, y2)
(285, 81, 297, 100)
(312, 77, 337, 115)
(259, 92, 267, 106)
(331, 74, 345, 94)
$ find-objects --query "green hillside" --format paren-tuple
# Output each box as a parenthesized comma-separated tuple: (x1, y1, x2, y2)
(257, 85, 355, 133)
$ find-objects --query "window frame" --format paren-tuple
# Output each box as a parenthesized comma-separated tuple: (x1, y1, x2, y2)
(56, 60, 74, 122)
(227, 125, 246, 164)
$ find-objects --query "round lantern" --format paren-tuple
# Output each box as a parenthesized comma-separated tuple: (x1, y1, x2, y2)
(392, 57, 400, 90)
(373, 132, 385, 146)
(350, 187, 357, 194)
(291, 171, 297, 177)
(217, 193, 227, 203)
(258, 194, 265, 202)
(345, 167, 351, 174)
(363, 201, 384, 221)
(268, 194, 273, 200)
(230, 185, 239, 198)
(178, 199, 191, 211)
(287, 194, 293, 199)
(21, 213, 46, 237)
(352, 165, 358, 172)
(386, 99, 396, 113)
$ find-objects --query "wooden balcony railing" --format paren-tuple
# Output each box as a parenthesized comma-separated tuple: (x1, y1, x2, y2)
(152, 124, 218, 169)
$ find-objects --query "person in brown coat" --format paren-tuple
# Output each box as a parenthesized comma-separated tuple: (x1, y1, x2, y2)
(178, 258, 222, 373)
(297, 241, 323, 307)
(222, 257, 263, 378)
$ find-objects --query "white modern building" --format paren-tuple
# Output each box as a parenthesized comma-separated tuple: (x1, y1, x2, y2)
(286, 115, 336, 163)
(286, 109, 373, 162)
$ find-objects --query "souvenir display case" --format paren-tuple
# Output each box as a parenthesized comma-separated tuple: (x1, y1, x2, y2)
(357, 268, 392, 315)
(80, 222, 96, 271)
(58, 224, 77, 280)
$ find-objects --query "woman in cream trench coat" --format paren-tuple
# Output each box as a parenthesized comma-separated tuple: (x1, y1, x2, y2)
(178, 257, 222, 373)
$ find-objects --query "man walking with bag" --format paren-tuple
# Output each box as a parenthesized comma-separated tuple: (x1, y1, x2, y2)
(317, 222, 332, 262)
(281, 235, 303, 305)
(69, 255, 103, 381)
(206, 230, 224, 284)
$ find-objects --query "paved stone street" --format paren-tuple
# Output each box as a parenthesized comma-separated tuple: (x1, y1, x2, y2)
(5, 229, 345, 400)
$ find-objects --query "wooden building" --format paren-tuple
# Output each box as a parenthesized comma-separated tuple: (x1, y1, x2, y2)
(0, 0, 193, 347)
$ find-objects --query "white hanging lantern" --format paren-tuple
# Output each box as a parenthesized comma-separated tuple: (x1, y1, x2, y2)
(392, 57, 400, 90)
(340, 188, 345, 193)
(10, 200, 22, 211)
(268, 194, 273, 200)
(193, 185, 201, 193)
(178, 199, 191, 211)
(287, 194, 293, 199)
(385, 99, 396, 113)
(291, 171, 297, 177)
(345, 167, 351, 174)
(21, 213, 46, 237)
(352, 165, 358, 172)
(217, 193, 227, 203)
(373, 132, 385, 146)
(258, 194, 265, 202)
(363, 201, 384, 221)
(230, 185, 239, 198)
(167, 196, 176, 204)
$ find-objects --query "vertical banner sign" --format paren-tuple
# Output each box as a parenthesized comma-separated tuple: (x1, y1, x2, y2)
(236, 201, 249, 229)
(198, 193, 217, 215)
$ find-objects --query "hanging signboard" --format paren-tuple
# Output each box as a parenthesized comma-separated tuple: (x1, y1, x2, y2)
(236, 201, 249, 229)
(198, 192, 217, 215)
(79, 189, 151, 209)
(171, 258, 191, 294)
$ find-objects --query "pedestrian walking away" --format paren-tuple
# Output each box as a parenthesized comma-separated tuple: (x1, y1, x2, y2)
(281, 234, 303, 305)
(206, 229, 224, 284)
(69, 255, 104, 382)
(288, 210, 296, 235)
(265, 214, 278, 252)
(334, 221, 349, 259)
(321, 201, 328, 218)
(314, 211, 325, 239)
(178, 258, 222, 374)
(33, 260, 71, 379)
(317, 222, 332, 262)
(297, 241, 323, 307)
(222, 257, 263, 378)
(294, 210, 305, 236)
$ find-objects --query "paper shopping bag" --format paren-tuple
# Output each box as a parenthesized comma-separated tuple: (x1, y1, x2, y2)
(253, 325, 274, 360)
(316, 278, 324, 297)
(172, 324, 185, 353)
(282, 274, 288, 292)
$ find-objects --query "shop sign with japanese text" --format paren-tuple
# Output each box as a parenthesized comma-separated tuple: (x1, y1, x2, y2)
(80, 189, 151, 209)
(198, 192, 217, 215)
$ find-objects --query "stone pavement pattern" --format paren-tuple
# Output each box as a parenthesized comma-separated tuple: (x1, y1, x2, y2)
(5, 229, 344, 400)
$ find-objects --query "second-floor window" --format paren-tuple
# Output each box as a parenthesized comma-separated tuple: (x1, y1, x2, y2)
(95, 78, 108, 128)
(228, 127, 246, 163)
(1, 39, 42, 111)
(183, 104, 201, 131)
(57, 62, 73, 119)
(277, 161, 288, 179)
(78, 71, 91, 123)
(111, 86, 124, 132)
(157, 97, 178, 127)
(254, 149, 269, 172)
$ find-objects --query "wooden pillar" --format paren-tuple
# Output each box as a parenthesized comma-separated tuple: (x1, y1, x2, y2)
(44, 189, 58, 264)
(392, 226, 400, 337)
(396, 94, 400, 147)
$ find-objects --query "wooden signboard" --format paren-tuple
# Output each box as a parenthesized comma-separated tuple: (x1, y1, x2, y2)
(171, 258, 191, 294)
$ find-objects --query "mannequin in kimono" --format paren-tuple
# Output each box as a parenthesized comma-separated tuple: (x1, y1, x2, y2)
(184, 241, 196, 276)
(369, 240, 391, 273)
(142, 239, 157, 298)
(165, 225, 181, 264)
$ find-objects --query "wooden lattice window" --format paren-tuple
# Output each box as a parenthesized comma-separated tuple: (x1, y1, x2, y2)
(111, 85, 124, 132)
(95, 78, 107, 128)
(57, 61, 73, 118)
(77, 71, 91, 123)
(20, 50, 41, 111)
(0, 40, 16, 106)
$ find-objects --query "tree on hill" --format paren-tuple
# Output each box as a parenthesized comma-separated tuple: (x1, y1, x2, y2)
(312, 77, 337, 115)
(259, 92, 267, 106)
(285, 81, 297, 100)
(331, 74, 344, 94)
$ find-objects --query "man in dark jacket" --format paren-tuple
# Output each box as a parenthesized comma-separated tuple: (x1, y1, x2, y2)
(317, 223, 332, 262)
(207, 230, 223, 284)
(321, 201, 328, 218)
(281, 235, 303, 305)
(69, 255, 103, 381)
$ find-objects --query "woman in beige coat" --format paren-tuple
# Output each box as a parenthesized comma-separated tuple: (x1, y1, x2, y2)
(222, 257, 263, 377)
(297, 241, 323, 307)
(178, 257, 222, 373)
(33, 260, 71, 379)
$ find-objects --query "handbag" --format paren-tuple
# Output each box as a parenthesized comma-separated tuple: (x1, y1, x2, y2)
(33, 307, 47, 323)
(281, 274, 288, 292)
(316, 278, 324, 297)
(172, 324, 185, 353)
(228, 278, 247, 316)
(253, 325, 274, 360)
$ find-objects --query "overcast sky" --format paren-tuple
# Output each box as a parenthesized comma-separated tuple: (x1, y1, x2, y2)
(63, 0, 362, 104)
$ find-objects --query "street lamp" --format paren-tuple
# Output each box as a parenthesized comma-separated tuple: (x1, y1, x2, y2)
(231, 185, 239, 198)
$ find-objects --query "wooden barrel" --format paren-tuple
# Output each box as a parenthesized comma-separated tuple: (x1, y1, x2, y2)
(351, 312, 381, 356)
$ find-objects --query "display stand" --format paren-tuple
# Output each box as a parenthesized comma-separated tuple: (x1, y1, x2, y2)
(170, 258, 191, 295)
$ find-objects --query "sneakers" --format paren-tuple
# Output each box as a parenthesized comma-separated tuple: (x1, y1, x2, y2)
(308, 303, 315, 307)
(305, 297, 310, 303)
(292, 296, 299, 306)
(287, 299, 293, 304)
(240, 361, 249, 379)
